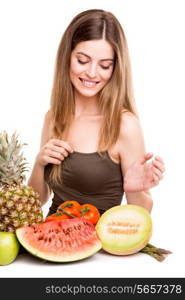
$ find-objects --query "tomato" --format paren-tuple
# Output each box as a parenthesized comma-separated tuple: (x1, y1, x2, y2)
(55, 201, 100, 223)
(79, 204, 100, 225)
(57, 200, 81, 218)
(45, 212, 69, 222)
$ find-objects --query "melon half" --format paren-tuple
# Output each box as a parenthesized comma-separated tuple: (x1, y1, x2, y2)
(96, 205, 152, 255)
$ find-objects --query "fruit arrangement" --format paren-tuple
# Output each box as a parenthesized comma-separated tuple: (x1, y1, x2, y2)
(0, 131, 43, 265)
(0, 130, 171, 265)
(15, 203, 171, 263)
(1, 201, 171, 264)
(45, 202, 171, 262)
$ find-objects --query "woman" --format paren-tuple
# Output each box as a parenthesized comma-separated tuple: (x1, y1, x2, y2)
(28, 9, 165, 217)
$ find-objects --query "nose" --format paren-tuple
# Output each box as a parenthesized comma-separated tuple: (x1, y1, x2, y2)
(85, 62, 97, 79)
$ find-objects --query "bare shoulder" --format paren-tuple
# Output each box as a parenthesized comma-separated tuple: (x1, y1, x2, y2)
(120, 111, 143, 140)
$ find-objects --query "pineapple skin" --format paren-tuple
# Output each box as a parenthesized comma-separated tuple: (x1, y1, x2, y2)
(0, 185, 43, 233)
(0, 131, 44, 232)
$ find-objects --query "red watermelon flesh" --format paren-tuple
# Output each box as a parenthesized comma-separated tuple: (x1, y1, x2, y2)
(16, 218, 102, 262)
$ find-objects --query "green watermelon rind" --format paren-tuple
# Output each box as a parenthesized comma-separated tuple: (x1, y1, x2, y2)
(16, 221, 102, 263)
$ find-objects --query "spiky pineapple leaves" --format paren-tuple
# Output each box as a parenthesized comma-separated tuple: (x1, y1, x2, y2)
(0, 131, 29, 186)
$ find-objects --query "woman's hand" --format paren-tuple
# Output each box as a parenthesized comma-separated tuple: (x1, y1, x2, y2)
(36, 138, 74, 167)
(124, 153, 165, 193)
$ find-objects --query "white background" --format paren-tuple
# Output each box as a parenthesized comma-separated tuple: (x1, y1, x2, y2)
(0, 0, 185, 278)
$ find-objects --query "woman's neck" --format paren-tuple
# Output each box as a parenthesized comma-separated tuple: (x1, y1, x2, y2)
(74, 91, 100, 118)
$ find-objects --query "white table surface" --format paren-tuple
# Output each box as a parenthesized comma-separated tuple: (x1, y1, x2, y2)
(0, 240, 182, 278)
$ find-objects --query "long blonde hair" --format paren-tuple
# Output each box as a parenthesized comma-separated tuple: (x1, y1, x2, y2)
(49, 9, 137, 184)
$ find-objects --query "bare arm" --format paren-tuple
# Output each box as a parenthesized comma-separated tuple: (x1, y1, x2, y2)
(27, 110, 74, 206)
(27, 111, 52, 205)
(118, 113, 153, 212)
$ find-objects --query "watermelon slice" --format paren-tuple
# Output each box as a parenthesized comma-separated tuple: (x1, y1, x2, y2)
(16, 218, 102, 262)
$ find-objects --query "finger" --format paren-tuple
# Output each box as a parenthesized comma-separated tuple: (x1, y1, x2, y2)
(152, 159, 165, 172)
(155, 155, 164, 164)
(45, 156, 61, 165)
(153, 173, 160, 185)
(60, 141, 74, 153)
(48, 150, 65, 160)
(51, 145, 69, 157)
(140, 152, 153, 164)
(153, 167, 163, 180)
(51, 139, 74, 153)
(61, 149, 69, 157)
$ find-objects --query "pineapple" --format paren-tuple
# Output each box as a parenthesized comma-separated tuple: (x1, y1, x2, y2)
(0, 131, 43, 232)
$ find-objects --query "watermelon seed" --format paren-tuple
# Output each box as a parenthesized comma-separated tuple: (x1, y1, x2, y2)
(83, 221, 92, 227)
(63, 227, 73, 235)
(67, 227, 73, 232)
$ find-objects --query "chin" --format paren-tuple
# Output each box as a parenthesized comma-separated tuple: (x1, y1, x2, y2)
(76, 88, 100, 98)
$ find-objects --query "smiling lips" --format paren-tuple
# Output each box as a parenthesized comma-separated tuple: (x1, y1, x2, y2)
(79, 78, 100, 88)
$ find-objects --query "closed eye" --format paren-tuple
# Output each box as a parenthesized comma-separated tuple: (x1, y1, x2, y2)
(100, 65, 110, 70)
(77, 59, 88, 65)
(77, 59, 112, 70)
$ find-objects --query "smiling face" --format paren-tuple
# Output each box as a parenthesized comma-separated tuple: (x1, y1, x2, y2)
(70, 39, 114, 99)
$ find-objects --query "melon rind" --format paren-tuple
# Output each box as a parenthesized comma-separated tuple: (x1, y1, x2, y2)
(95, 205, 152, 255)
(16, 218, 102, 262)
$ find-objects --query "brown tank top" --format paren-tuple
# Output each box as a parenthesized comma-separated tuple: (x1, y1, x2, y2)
(44, 151, 124, 216)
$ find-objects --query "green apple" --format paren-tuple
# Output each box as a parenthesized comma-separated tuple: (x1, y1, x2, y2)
(0, 232, 20, 265)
